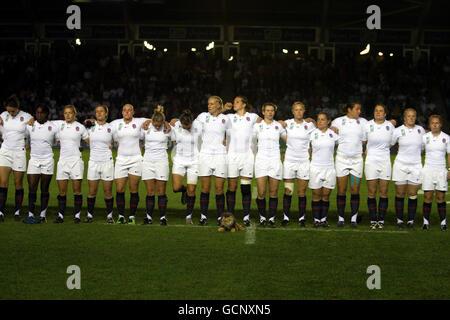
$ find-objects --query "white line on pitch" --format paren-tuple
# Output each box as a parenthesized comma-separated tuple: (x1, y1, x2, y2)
(245, 224, 256, 244)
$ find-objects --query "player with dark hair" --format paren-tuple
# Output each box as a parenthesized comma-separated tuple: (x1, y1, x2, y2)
(0, 94, 33, 222)
(421, 115, 449, 231)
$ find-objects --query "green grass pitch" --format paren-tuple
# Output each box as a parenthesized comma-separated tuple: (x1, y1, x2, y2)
(0, 150, 448, 299)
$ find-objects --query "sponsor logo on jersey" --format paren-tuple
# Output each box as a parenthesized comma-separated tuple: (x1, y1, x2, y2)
(315, 132, 319, 139)
(259, 124, 264, 131)
(233, 116, 237, 122)
(206, 115, 210, 123)
(119, 123, 123, 130)
(6, 114, 10, 121)
(401, 129, 405, 136)
(32, 125, 35, 132)
(370, 125, 374, 132)
(61, 124, 65, 130)
(342, 119, 346, 125)
(426, 136, 430, 144)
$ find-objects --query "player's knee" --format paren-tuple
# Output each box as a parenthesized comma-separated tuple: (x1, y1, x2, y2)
(284, 182, 294, 195)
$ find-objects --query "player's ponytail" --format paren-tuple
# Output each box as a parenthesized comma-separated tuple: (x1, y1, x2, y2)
(180, 109, 194, 125)
(152, 105, 166, 123)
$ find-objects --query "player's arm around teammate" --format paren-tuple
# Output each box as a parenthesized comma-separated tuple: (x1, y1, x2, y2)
(196, 96, 231, 226)
(390, 108, 425, 228)
(84, 105, 115, 223)
(110, 104, 149, 224)
(330, 102, 367, 228)
(309, 112, 339, 228)
(224, 96, 260, 227)
(253, 103, 287, 228)
(53, 105, 89, 223)
(281, 101, 316, 227)
(171, 110, 202, 224)
(421, 115, 449, 231)
(0, 94, 33, 222)
(364, 104, 395, 229)
(25, 104, 56, 223)
(141, 105, 171, 226)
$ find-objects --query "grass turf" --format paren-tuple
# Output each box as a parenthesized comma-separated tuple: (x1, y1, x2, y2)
(0, 150, 449, 299)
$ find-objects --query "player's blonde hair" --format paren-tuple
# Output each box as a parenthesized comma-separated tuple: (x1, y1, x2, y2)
(403, 108, 417, 118)
(95, 105, 109, 115)
(152, 105, 165, 123)
(292, 101, 305, 111)
(64, 105, 77, 118)
(428, 114, 443, 125)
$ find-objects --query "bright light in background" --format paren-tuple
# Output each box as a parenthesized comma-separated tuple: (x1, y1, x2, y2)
(143, 41, 154, 50)
(75, 38, 81, 46)
(206, 41, 214, 51)
(228, 56, 234, 61)
(360, 43, 370, 55)
(294, 50, 299, 55)
(389, 53, 394, 57)
(191, 48, 197, 52)
(282, 49, 288, 54)
(232, 41, 239, 45)
(163, 48, 168, 52)
(378, 52, 383, 56)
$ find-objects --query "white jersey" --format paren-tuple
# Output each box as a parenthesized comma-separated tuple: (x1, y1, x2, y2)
(391, 124, 425, 165)
(142, 123, 171, 161)
(226, 112, 259, 153)
(252, 121, 287, 159)
(310, 128, 339, 168)
(284, 119, 315, 162)
(364, 120, 395, 163)
(54, 120, 89, 161)
(422, 131, 450, 169)
(110, 117, 147, 157)
(196, 112, 230, 155)
(0, 110, 32, 150)
(26, 121, 57, 160)
(88, 122, 114, 162)
(171, 120, 202, 162)
(331, 116, 367, 158)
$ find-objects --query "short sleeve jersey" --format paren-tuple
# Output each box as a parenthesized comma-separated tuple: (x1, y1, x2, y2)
(331, 116, 367, 158)
(110, 117, 147, 157)
(54, 120, 89, 161)
(252, 121, 287, 159)
(364, 119, 395, 163)
(196, 112, 230, 155)
(422, 131, 450, 169)
(88, 122, 114, 162)
(0, 110, 33, 150)
(391, 124, 425, 165)
(310, 128, 339, 168)
(142, 123, 171, 161)
(284, 119, 316, 162)
(26, 121, 57, 160)
(226, 112, 259, 154)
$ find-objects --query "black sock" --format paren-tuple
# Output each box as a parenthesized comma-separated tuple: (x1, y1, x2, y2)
(216, 194, 225, 219)
(321, 200, 330, 220)
(241, 185, 251, 216)
(87, 197, 96, 216)
(200, 192, 210, 219)
(0, 187, 7, 214)
(57, 195, 66, 217)
(226, 190, 236, 213)
(367, 197, 377, 222)
(146, 195, 155, 218)
(74, 194, 82, 216)
(14, 189, 24, 215)
(437, 202, 446, 224)
(256, 198, 266, 220)
(378, 197, 388, 222)
(283, 194, 292, 219)
(116, 192, 125, 217)
(312, 200, 321, 221)
(350, 194, 360, 218)
(28, 192, 37, 216)
(129, 193, 139, 217)
(395, 197, 404, 222)
(105, 197, 114, 217)
(337, 195, 346, 220)
(298, 196, 306, 220)
(407, 197, 417, 223)
(158, 195, 168, 219)
(423, 202, 432, 223)
(186, 195, 195, 217)
(269, 197, 278, 220)
(40, 192, 50, 216)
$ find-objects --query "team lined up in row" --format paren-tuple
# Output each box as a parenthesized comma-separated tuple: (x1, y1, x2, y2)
(0, 94, 448, 230)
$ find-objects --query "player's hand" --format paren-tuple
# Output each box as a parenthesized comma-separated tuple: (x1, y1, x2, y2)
(222, 139, 227, 146)
(0, 116, 3, 126)
(27, 117, 35, 126)
(277, 120, 287, 128)
(256, 117, 263, 123)
(142, 119, 152, 130)
(170, 118, 179, 127)
(164, 121, 171, 132)
(447, 171, 450, 180)
(389, 119, 397, 127)
(224, 102, 233, 111)
(330, 126, 339, 134)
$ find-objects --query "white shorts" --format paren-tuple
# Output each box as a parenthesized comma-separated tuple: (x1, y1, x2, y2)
(365, 161, 392, 181)
(335, 154, 364, 178)
(283, 160, 310, 180)
(0, 147, 27, 172)
(227, 152, 255, 178)
(114, 155, 143, 179)
(392, 160, 422, 185)
(56, 158, 84, 180)
(142, 159, 169, 181)
(198, 153, 227, 178)
(255, 157, 282, 180)
(27, 158, 54, 175)
(422, 167, 448, 192)
(87, 159, 114, 181)
(172, 158, 199, 185)
(309, 165, 336, 189)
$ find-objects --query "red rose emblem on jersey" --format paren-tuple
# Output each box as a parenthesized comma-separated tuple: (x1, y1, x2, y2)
(222, 119, 225, 124)
(443, 138, 446, 143)
(246, 117, 250, 121)
(304, 125, 308, 130)
(357, 120, 360, 124)
(418, 129, 421, 133)
(20, 117, 24, 121)
(107, 128, 111, 133)
(76, 126, 80, 131)
(275, 126, 279, 130)
(386, 126, 390, 131)
(132, 124, 136, 129)
(329, 133, 333, 138)
(48, 126, 52, 131)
